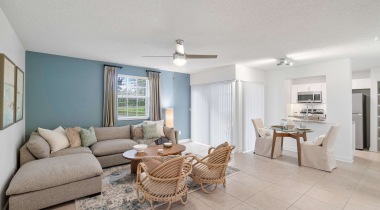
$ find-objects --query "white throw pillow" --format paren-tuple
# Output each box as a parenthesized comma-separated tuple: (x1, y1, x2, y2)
(38, 126, 70, 153)
(143, 120, 165, 137)
(257, 128, 272, 138)
(313, 135, 325, 146)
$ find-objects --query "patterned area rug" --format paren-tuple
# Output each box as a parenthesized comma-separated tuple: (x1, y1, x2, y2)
(75, 163, 240, 210)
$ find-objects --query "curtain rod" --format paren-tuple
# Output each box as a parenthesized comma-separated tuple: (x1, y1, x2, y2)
(146, 70, 161, 73)
(104, 64, 123, 69)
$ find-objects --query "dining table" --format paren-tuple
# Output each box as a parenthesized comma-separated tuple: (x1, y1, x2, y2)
(270, 126, 313, 166)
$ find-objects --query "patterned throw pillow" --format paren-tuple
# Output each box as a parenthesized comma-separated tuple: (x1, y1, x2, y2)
(143, 120, 165, 137)
(80, 127, 97, 147)
(142, 124, 161, 139)
(66, 127, 82, 147)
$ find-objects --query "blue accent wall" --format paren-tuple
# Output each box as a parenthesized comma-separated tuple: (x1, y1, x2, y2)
(25, 51, 191, 139)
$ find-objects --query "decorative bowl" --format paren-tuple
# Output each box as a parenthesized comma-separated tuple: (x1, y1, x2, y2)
(163, 142, 172, 148)
(133, 144, 147, 153)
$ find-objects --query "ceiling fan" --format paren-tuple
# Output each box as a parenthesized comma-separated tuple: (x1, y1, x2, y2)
(142, 39, 217, 66)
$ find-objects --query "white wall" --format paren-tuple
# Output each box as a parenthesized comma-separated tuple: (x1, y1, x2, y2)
(190, 65, 236, 85)
(0, 8, 25, 210)
(352, 78, 370, 89)
(190, 64, 265, 85)
(265, 59, 353, 162)
(370, 67, 380, 152)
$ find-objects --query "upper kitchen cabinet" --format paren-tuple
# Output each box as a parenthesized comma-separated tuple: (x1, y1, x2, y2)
(297, 83, 322, 92)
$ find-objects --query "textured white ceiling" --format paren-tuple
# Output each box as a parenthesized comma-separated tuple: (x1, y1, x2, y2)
(1, 0, 380, 73)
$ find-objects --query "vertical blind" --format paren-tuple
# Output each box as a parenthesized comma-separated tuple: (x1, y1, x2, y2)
(242, 81, 265, 152)
(191, 81, 234, 147)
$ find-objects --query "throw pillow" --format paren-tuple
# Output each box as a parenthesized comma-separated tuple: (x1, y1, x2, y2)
(142, 123, 161, 139)
(26, 132, 51, 159)
(163, 126, 176, 142)
(38, 126, 70, 153)
(132, 126, 144, 140)
(143, 120, 165, 137)
(66, 127, 82, 147)
(313, 135, 325, 146)
(80, 127, 97, 147)
(257, 128, 272, 138)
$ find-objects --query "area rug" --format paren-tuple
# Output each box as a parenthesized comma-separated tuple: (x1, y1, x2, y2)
(75, 163, 240, 210)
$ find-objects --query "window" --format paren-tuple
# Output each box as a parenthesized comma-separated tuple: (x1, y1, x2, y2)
(117, 75, 149, 120)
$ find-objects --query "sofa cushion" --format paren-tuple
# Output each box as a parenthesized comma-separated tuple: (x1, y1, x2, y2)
(26, 132, 50, 159)
(90, 139, 137, 157)
(50, 147, 92, 158)
(94, 125, 130, 141)
(80, 127, 97, 147)
(135, 138, 158, 146)
(6, 153, 102, 196)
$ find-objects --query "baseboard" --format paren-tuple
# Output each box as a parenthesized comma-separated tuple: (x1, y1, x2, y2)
(242, 149, 254, 154)
(283, 147, 353, 163)
(179, 139, 192, 143)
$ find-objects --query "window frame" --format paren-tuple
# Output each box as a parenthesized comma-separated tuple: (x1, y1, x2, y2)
(117, 74, 150, 121)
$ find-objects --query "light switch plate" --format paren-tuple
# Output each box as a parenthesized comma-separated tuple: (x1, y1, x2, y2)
(178, 131, 182, 135)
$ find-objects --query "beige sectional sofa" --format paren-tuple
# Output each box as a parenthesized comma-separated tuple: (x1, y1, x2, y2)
(6, 125, 178, 210)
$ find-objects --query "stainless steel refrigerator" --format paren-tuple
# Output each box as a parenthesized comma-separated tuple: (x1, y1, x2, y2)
(352, 93, 366, 149)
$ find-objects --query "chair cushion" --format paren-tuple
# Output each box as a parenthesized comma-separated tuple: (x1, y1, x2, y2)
(26, 132, 50, 159)
(6, 153, 102, 195)
(94, 125, 130, 141)
(90, 139, 137, 157)
(50, 147, 92, 158)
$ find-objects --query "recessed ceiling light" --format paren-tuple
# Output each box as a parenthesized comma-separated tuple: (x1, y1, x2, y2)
(375, 37, 379, 41)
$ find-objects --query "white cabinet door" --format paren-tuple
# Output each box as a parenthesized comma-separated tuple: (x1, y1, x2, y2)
(322, 83, 327, 103)
(309, 83, 322, 91)
(291, 85, 298, 103)
(297, 84, 309, 92)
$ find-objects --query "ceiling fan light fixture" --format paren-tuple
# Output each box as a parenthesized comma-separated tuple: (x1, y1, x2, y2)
(173, 53, 187, 66)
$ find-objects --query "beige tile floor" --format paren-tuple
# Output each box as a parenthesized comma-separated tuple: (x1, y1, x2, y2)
(50, 142, 380, 210)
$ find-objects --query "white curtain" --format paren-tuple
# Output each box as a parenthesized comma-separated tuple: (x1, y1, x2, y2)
(191, 81, 234, 147)
(242, 81, 265, 152)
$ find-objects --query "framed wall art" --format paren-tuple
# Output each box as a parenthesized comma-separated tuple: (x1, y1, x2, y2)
(15, 67, 24, 122)
(0, 54, 16, 129)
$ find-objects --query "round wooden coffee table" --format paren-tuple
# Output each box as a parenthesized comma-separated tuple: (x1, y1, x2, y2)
(122, 144, 186, 174)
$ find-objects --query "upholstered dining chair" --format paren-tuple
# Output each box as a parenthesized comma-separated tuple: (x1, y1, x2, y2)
(251, 119, 282, 158)
(136, 154, 193, 210)
(300, 124, 341, 172)
(190, 142, 235, 193)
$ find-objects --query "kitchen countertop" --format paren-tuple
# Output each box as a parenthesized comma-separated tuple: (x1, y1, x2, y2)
(282, 117, 328, 124)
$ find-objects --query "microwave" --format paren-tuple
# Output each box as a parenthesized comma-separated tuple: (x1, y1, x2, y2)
(297, 91, 322, 103)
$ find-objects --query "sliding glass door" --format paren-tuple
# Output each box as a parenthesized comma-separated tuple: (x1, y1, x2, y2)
(191, 81, 234, 147)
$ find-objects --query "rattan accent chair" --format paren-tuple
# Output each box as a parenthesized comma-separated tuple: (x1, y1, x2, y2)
(190, 142, 235, 193)
(136, 155, 193, 210)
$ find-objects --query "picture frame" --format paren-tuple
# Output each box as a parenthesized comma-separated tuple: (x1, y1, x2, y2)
(15, 67, 24, 122)
(0, 54, 16, 129)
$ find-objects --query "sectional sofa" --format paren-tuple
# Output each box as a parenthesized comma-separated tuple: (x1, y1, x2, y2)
(6, 125, 178, 210)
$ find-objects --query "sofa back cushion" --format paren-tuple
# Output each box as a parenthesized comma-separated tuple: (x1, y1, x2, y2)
(26, 132, 50, 159)
(94, 125, 130, 141)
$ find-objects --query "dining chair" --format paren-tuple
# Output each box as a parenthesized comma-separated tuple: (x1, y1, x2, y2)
(251, 118, 282, 158)
(300, 124, 341, 172)
(136, 154, 193, 210)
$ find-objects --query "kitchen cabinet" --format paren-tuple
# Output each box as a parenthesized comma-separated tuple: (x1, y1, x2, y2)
(291, 85, 298, 103)
(322, 83, 327, 103)
(297, 83, 322, 92)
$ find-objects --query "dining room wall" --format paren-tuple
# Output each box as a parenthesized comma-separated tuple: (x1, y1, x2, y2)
(264, 59, 353, 162)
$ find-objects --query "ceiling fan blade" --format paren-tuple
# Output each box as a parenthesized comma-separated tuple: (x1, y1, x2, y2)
(186, 54, 218, 59)
(142, 56, 172, 57)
